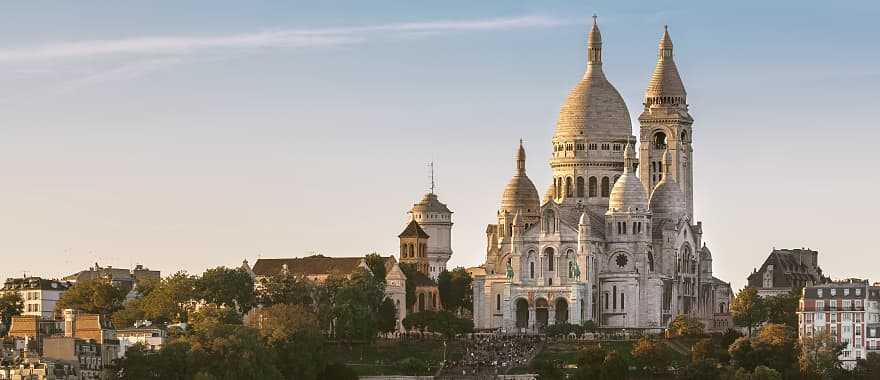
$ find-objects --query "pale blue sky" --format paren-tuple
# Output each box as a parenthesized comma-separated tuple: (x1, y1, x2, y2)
(0, 1, 877, 291)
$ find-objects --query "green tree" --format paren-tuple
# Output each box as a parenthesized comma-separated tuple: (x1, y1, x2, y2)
(256, 272, 313, 307)
(141, 272, 197, 323)
(764, 290, 800, 329)
(0, 292, 24, 335)
(798, 329, 846, 380)
(729, 337, 758, 370)
(377, 297, 398, 334)
(56, 279, 127, 315)
(190, 325, 284, 380)
(397, 357, 430, 375)
(437, 267, 473, 314)
(691, 338, 716, 362)
(752, 323, 797, 375)
(364, 253, 387, 284)
(678, 358, 718, 380)
(669, 314, 705, 337)
(752, 365, 782, 380)
(319, 363, 358, 380)
(731, 287, 766, 337)
(602, 350, 627, 379)
(249, 304, 328, 380)
(112, 298, 147, 328)
(398, 263, 420, 310)
(189, 304, 242, 335)
(853, 352, 880, 379)
(632, 337, 668, 374)
(575, 345, 606, 379)
(115, 340, 199, 380)
(332, 269, 385, 344)
(532, 358, 564, 380)
(196, 267, 256, 313)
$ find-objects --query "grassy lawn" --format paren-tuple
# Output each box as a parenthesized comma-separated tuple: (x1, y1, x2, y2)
(328, 339, 447, 376)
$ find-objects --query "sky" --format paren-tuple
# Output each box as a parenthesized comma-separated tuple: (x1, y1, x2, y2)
(0, 1, 877, 291)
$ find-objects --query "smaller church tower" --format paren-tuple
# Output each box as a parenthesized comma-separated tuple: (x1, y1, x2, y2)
(398, 220, 430, 275)
(409, 191, 453, 279)
(638, 26, 694, 221)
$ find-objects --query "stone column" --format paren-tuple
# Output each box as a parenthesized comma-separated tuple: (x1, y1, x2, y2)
(528, 307, 536, 331)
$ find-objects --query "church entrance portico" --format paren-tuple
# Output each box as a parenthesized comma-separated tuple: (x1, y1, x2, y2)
(535, 298, 549, 329)
(515, 298, 529, 329)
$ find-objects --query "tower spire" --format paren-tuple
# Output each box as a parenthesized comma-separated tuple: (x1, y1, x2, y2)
(587, 14, 602, 66)
(429, 162, 435, 194)
(516, 139, 526, 175)
(624, 142, 636, 174)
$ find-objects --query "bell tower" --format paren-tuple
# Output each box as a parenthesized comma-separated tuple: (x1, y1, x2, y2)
(638, 26, 694, 220)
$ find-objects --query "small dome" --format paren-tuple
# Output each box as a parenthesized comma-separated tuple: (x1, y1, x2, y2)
(608, 144, 649, 212)
(650, 179, 685, 217)
(501, 141, 540, 213)
(649, 150, 685, 218)
(543, 183, 555, 204)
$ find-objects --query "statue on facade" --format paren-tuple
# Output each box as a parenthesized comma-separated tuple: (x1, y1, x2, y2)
(506, 261, 514, 282)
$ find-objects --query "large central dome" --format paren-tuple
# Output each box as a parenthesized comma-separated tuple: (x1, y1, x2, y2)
(555, 17, 632, 141)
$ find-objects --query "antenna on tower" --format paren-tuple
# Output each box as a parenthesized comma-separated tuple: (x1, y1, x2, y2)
(429, 161, 435, 194)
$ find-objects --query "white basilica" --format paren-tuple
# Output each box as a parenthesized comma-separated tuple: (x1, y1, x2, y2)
(471, 18, 733, 333)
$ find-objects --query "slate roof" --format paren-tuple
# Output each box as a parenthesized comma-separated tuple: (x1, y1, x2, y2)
(252, 256, 364, 277)
(398, 220, 430, 239)
(1, 277, 70, 291)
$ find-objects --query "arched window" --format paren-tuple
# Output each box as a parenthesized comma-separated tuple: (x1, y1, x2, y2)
(408, 244, 414, 257)
(568, 261, 574, 278)
(604, 293, 609, 310)
(601, 177, 610, 197)
(719, 302, 725, 313)
(648, 253, 655, 272)
(681, 130, 688, 142)
(621, 292, 625, 310)
(588, 177, 597, 197)
(530, 262, 535, 279)
(565, 177, 573, 197)
(497, 294, 501, 311)
(576, 177, 585, 197)
(545, 247, 555, 271)
(653, 132, 667, 150)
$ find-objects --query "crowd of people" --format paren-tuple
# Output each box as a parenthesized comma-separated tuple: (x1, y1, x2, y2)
(441, 334, 543, 377)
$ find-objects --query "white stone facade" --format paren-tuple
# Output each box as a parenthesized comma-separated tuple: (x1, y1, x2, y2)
(472, 19, 732, 333)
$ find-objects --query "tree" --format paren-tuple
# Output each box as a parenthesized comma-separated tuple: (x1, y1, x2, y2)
(752, 323, 797, 375)
(364, 253, 387, 284)
(798, 330, 846, 380)
(0, 292, 23, 335)
(189, 304, 242, 335)
(752, 365, 782, 380)
(190, 325, 284, 380)
(729, 337, 758, 371)
(377, 298, 398, 334)
(332, 269, 385, 344)
(602, 350, 627, 379)
(397, 357, 430, 375)
(575, 345, 606, 379)
(196, 267, 256, 313)
(632, 337, 668, 375)
(319, 363, 358, 380)
(256, 272, 313, 307)
(669, 314, 705, 337)
(764, 290, 800, 329)
(677, 358, 718, 380)
(731, 287, 766, 337)
(141, 272, 197, 323)
(56, 279, 127, 315)
(437, 267, 473, 314)
(853, 352, 880, 379)
(115, 340, 199, 380)
(398, 263, 420, 310)
(532, 358, 564, 380)
(112, 298, 147, 328)
(249, 304, 328, 380)
(691, 338, 716, 363)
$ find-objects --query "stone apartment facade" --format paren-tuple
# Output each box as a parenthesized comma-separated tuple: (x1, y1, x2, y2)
(1, 278, 70, 320)
(797, 279, 880, 369)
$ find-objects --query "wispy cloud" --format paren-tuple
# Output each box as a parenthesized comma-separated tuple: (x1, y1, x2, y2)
(0, 15, 565, 63)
